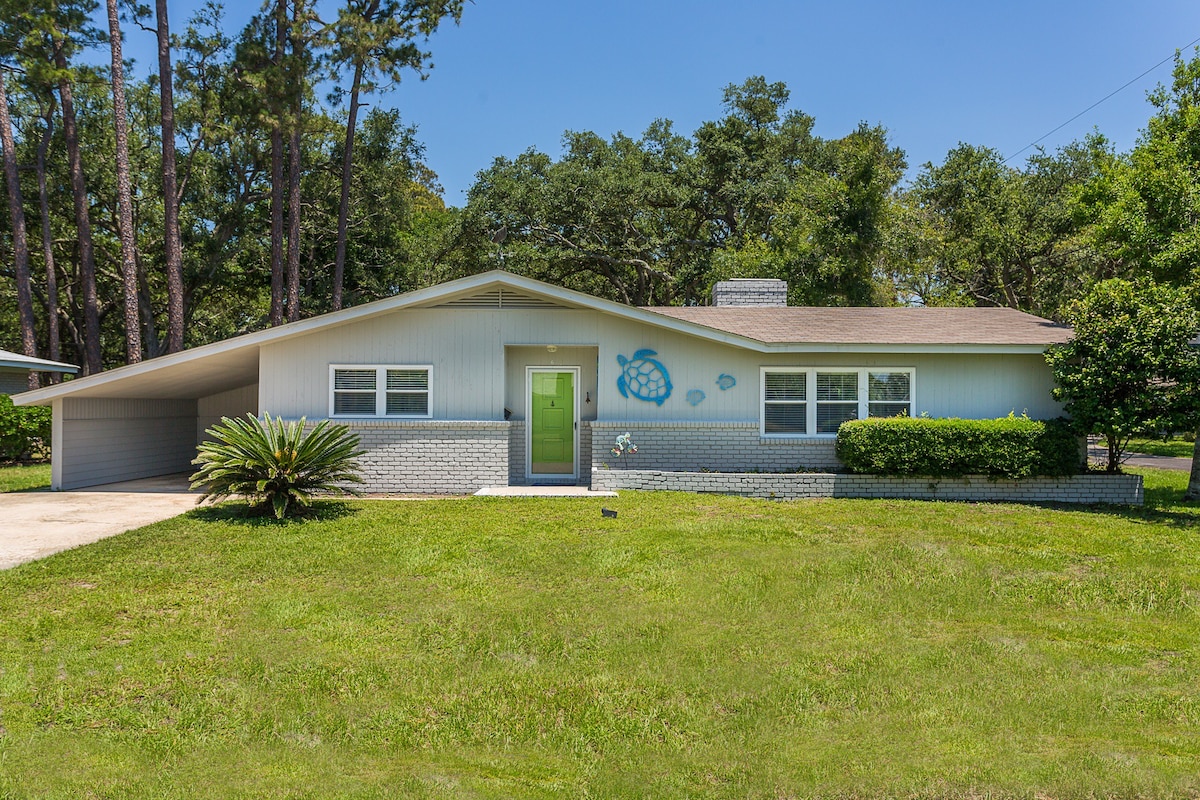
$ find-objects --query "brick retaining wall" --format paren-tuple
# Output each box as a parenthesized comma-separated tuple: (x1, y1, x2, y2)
(592, 469, 1144, 505)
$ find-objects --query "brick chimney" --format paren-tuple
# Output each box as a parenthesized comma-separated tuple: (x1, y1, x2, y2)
(711, 278, 788, 307)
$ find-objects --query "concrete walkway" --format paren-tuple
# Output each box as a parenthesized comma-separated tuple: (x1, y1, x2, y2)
(474, 486, 617, 497)
(0, 474, 198, 570)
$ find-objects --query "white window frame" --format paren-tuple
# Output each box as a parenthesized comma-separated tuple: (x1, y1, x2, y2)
(759, 366, 915, 438)
(761, 367, 810, 437)
(329, 364, 433, 419)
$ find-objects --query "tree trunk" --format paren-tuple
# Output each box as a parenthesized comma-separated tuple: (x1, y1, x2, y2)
(286, 123, 301, 322)
(284, 0, 303, 323)
(54, 44, 102, 375)
(156, 0, 184, 354)
(136, 256, 161, 357)
(0, 70, 39, 389)
(1185, 432, 1200, 501)
(107, 0, 142, 363)
(332, 60, 363, 312)
(268, 0, 287, 326)
(36, 102, 60, 375)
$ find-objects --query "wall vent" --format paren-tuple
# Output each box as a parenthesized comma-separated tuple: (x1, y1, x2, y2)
(435, 288, 567, 309)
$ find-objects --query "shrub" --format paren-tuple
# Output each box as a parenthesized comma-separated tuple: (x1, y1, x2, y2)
(0, 394, 52, 463)
(190, 414, 366, 519)
(835, 416, 1081, 478)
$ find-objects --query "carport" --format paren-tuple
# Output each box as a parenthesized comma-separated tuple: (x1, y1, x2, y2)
(12, 344, 260, 491)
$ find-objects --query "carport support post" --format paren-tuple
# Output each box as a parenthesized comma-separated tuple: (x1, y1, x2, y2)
(51, 398, 62, 490)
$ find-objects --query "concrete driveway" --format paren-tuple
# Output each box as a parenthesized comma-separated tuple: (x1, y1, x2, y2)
(0, 474, 199, 570)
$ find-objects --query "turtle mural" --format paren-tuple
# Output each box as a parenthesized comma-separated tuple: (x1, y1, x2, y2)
(616, 349, 672, 406)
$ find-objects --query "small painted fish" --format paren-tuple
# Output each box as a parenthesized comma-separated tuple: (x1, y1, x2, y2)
(716, 373, 736, 390)
(686, 389, 706, 406)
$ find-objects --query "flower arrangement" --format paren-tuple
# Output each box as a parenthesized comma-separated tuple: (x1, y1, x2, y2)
(611, 431, 638, 460)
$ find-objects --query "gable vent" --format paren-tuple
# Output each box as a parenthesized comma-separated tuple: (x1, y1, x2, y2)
(435, 288, 567, 309)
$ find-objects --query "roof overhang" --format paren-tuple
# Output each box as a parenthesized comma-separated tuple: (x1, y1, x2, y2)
(11, 270, 1056, 407)
(0, 349, 78, 374)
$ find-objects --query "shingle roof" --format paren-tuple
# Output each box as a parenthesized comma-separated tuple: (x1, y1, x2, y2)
(642, 306, 1072, 346)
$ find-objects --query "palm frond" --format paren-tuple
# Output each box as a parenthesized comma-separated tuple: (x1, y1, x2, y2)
(190, 413, 366, 519)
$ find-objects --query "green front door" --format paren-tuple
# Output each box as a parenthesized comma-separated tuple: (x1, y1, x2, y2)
(530, 370, 575, 476)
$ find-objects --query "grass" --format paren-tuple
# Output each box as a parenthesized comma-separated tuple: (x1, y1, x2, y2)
(0, 470, 1198, 798)
(0, 462, 51, 492)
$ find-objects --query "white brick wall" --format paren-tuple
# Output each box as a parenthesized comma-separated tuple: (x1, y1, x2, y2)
(337, 420, 509, 493)
(329, 419, 593, 493)
(592, 469, 1144, 505)
(508, 421, 526, 485)
(590, 421, 840, 474)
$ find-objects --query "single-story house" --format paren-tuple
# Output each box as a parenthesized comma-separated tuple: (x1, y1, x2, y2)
(12, 271, 1072, 492)
(0, 348, 78, 394)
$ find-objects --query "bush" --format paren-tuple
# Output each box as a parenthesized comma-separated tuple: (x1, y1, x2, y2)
(190, 414, 366, 519)
(835, 416, 1081, 478)
(0, 394, 52, 463)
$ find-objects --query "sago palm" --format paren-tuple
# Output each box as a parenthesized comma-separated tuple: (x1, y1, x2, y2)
(190, 413, 365, 519)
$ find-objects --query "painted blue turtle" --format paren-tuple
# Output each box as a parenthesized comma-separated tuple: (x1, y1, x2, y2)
(616, 349, 672, 405)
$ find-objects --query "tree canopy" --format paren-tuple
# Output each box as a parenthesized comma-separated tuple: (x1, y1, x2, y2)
(1046, 279, 1200, 472)
(0, 10, 1199, 397)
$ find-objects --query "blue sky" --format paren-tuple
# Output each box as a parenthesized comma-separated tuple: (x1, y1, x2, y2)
(116, 0, 1200, 205)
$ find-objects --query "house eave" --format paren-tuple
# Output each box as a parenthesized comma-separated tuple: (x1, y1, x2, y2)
(0, 355, 79, 374)
(10, 270, 1057, 406)
(755, 342, 1054, 355)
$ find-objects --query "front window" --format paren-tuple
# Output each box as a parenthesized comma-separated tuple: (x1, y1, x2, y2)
(868, 371, 911, 418)
(330, 365, 431, 418)
(816, 372, 859, 434)
(761, 367, 914, 437)
(763, 371, 807, 434)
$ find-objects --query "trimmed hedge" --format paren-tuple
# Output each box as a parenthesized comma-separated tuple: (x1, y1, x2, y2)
(835, 416, 1082, 478)
(0, 394, 52, 462)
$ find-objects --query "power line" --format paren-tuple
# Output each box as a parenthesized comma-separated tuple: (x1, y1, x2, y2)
(1002, 34, 1200, 165)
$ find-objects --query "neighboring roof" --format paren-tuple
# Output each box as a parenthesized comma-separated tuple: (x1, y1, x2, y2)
(11, 271, 1069, 407)
(0, 348, 78, 374)
(644, 306, 1073, 346)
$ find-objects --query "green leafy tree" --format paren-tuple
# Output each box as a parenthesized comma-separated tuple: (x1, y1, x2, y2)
(461, 122, 699, 305)
(0, 394, 51, 461)
(1079, 49, 1200, 288)
(718, 122, 906, 306)
(328, 0, 463, 310)
(1046, 279, 1200, 472)
(458, 77, 906, 307)
(191, 413, 365, 519)
(299, 107, 429, 311)
(905, 140, 1108, 316)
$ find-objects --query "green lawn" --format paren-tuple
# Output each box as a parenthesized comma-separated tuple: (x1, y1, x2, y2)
(1, 471, 1198, 798)
(0, 462, 51, 492)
